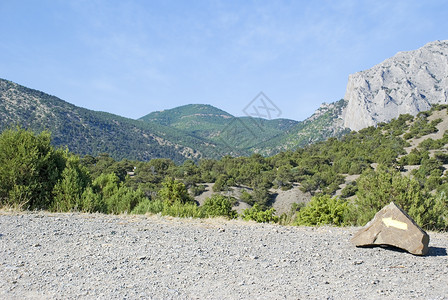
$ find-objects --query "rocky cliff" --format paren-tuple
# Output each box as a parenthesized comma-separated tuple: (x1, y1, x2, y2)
(343, 40, 448, 131)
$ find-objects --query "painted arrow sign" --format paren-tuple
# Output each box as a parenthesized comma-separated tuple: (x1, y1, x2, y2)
(382, 217, 408, 230)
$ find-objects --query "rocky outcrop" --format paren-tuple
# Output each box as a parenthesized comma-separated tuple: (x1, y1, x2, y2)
(343, 40, 448, 131)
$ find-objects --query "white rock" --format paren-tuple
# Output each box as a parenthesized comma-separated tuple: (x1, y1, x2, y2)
(343, 40, 448, 131)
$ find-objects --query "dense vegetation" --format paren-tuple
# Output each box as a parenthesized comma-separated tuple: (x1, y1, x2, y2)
(0, 79, 348, 162)
(2, 104, 448, 231)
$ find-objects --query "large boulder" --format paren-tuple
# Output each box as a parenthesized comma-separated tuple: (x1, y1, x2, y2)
(351, 202, 430, 255)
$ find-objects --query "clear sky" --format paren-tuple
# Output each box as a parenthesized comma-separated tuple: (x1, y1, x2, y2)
(1, 0, 447, 121)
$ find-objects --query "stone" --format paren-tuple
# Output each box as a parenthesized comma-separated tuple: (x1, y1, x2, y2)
(351, 202, 429, 255)
(343, 40, 448, 131)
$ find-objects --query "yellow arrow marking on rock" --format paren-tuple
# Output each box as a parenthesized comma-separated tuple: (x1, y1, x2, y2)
(382, 217, 408, 230)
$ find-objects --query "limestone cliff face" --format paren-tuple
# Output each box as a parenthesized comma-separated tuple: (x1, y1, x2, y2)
(343, 40, 448, 131)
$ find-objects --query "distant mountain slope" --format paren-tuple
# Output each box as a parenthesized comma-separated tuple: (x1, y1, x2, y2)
(139, 104, 234, 141)
(0, 79, 218, 163)
(0, 78, 353, 161)
(343, 40, 448, 131)
(139, 104, 299, 156)
(140, 104, 233, 126)
(253, 99, 349, 155)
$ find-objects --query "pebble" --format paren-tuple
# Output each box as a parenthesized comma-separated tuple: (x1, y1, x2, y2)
(0, 212, 447, 299)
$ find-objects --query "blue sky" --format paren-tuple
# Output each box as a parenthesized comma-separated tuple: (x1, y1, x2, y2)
(1, 0, 447, 121)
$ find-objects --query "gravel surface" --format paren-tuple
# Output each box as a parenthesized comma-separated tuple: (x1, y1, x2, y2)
(1, 212, 447, 299)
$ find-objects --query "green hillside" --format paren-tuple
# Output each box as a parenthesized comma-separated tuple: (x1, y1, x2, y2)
(2, 105, 448, 230)
(1, 78, 350, 162)
(0, 79, 218, 163)
(140, 104, 299, 156)
(253, 99, 349, 155)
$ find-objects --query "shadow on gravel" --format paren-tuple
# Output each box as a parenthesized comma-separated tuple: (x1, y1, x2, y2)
(357, 244, 408, 254)
(356, 245, 447, 256)
(427, 246, 447, 257)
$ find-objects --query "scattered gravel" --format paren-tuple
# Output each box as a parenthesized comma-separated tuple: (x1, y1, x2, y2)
(1, 211, 447, 299)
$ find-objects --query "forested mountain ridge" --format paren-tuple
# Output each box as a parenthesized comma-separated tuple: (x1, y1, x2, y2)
(0, 78, 218, 163)
(252, 99, 349, 155)
(139, 104, 300, 156)
(0, 78, 343, 161)
(2, 40, 448, 162)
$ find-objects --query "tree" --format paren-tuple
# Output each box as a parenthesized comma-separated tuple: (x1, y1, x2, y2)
(87, 172, 146, 214)
(158, 177, 193, 204)
(353, 166, 427, 226)
(52, 154, 91, 212)
(0, 127, 65, 209)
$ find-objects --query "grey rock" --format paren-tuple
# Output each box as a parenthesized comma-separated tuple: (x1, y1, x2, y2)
(343, 40, 448, 131)
(351, 202, 430, 255)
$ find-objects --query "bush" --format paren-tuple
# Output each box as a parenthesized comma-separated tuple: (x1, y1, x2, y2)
(190, 184, 206, 196)
(51, 154, 91, 212)
(132, 198, 164, 215)
(83, 173, 146, 214)
(213, 174, 231, 192)
(294, 195, 350, 226)
(0, 128, 66, 209)
(425, 192, 448, 231)
(201, 194, 237, 219)
(242, 204, 278, 223)
(418, 138, 444, 150)
(158, 177, 193, 204)
(239, 190, 253, 205)
(105, 186, 146, 214)
(398, 149, 428, 166)
(340, 182, 357, 198)
(132, 199, 203, 218)
(162, 200, 203, 218)
(352, 166, 433, 228)
(80, 186, 105, 213)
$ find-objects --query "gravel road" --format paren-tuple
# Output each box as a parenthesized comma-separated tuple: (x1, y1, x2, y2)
(1, 212, 447, 299)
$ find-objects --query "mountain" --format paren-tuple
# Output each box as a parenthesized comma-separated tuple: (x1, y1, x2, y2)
(139, 104, 300, 156)
(251, 99, 349, 155)
(0, 78, 220, 163)
(0, 78, 352, 162)
(343, 40, 448, 131)
(0, 79, 306, 161)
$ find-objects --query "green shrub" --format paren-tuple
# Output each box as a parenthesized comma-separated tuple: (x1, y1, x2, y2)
(162, 200, 203, 218)
(251, 186, 271, 209)
(201, 194, 237, 219)
(80, 186, 106, 213)
(0, 127, 66, 210)
(434, 152, 448, 164)
(418, 138, 444, 150)
(105, 186, 146, 214)
(158, 177, 193, 204)
(353, 166, 429, 227)
(426, 192, 448, 231)
(242, 204, 278, 223)
(52, 155, 91, 212)
(239, 190, 253, 205)
(398, 149, 429, 166)
(132, 199, 203, 218)
(82, 173, 146, 214)
(132, 198, 164, 215)
(340, 182, 358, 198)
(293, 195, 350, 226)
(190, 184, 206, 196)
